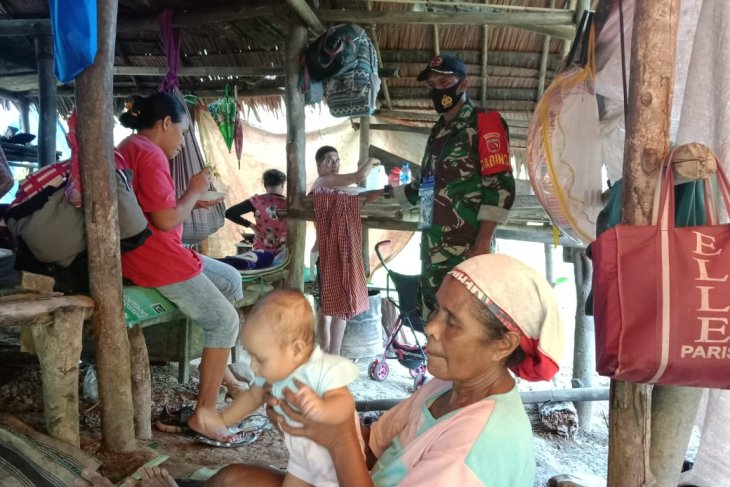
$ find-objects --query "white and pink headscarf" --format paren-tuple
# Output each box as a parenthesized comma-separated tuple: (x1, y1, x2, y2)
(448, 254, 564, 382)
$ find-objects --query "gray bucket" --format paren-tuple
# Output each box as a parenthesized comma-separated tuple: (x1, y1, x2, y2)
(340, 290, 383, 359)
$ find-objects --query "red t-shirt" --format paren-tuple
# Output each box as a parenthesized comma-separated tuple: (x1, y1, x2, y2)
(117, 134, 202, 287)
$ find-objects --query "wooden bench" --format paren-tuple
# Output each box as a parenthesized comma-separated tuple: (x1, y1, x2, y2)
(123, 265, 289, 439)
(0, 288, 94, 447)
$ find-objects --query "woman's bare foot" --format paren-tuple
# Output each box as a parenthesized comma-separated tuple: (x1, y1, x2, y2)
(135, 467, 178, 487)
(187, 407, 229, 441)
(76, 467, 178, 487)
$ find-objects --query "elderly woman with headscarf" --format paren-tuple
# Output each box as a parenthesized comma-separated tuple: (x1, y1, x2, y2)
(195, 253, 564, 487)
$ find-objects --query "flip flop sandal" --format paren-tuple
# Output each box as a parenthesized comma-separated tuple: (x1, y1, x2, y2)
(194, 430, 258, 448)
(228, 414, 271, 435)
(155, 405, 195, 434)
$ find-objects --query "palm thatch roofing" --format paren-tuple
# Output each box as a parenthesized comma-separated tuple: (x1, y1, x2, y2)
(0, 0, 608, 244)
(0, 1, 599, 153)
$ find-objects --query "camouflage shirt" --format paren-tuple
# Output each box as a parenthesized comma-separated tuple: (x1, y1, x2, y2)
(395, 99, 515, 317)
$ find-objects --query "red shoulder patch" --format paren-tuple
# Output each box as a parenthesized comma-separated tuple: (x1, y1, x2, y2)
(477, 111, 511, 176)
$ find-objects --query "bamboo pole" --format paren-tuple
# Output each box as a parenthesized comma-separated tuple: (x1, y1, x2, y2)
(359, 116, 371, 278)
(75, 0, 136, 452)
(562, 0, 578, 59)
(34, 36, 56, 167)
(480, 24, 489, 107)
(285, 0, 325, 35)
(433, 25, 440, 56)
(18, 95, 31, 134)
(537, 0, 555, 100)
(571, 248, 594, 433)
(609, 1, 681, 485)
(284, 21, 308, 291)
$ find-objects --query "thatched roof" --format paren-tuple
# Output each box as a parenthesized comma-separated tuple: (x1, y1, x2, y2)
(0, 0, 586, 142)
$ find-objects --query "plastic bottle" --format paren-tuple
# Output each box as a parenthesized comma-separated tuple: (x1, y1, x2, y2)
(399, 162, 412, 185)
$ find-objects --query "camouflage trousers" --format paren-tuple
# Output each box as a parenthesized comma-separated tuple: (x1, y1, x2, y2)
(417, 228, 473, 321)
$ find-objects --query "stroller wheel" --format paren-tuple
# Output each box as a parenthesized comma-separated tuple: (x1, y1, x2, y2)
(409, 364, 426, 378)
(368, 361, 390, 381)
(413, 372, 427, 390)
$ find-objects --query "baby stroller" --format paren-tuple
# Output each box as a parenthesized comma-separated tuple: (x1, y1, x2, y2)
(369, 240, 428, 390)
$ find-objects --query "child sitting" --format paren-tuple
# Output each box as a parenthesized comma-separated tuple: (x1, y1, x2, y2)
(221, 168, 287, 270)
(219, 288, 360, 487)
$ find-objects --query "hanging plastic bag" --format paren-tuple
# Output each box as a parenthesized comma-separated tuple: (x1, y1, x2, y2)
(49, 0, 97, 83)
(207, 85, 237, 153)
(234, 88, 244, 169)
(82, 364, 99, 402)
(527, 11, 603, 246)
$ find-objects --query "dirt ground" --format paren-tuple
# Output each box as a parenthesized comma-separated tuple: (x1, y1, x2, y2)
(0, 330, 610, 486)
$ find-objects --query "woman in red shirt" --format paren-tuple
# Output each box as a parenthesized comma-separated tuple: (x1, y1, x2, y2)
(118, 93, 239, 441)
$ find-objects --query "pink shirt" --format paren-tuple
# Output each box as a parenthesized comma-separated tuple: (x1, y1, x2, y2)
(250, 194, 287, 251)
(117, 134, 202, 287)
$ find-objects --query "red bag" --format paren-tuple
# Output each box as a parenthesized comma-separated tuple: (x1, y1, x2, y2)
(592, 146, 730, 388)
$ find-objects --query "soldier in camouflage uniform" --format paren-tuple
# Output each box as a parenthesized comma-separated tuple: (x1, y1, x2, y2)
(394, 55, 515, 319)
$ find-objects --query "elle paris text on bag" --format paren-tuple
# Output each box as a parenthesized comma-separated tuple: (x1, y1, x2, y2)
(592, 144, 730, 389)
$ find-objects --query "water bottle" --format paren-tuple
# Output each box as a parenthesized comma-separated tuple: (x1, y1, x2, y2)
(399, 162, 412, 185)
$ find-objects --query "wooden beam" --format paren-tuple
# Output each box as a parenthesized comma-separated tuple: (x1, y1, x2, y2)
(317, 9, 576, 39)
(433, 25, 440, 56)
(388, 87, 536, 101)
(0, 86, 21, 102)
(358, 0, 570, 14)
(609, 0, 682, 485)
(34, 36, 56, 167)
(284, 21, 308, 291)
(111, 65, 398, 79)
(354, 122, 431, 135)
(285, 0, 325, 36)
(536, 0, 556, 100)
(113, 66, 285, 77)
(571, 248, 595, 433)
(116, 0, 288, 32)
(0, 19, 51, 37)
(56, 87, 286, 99)
(380, 49, 562, 70)
(75, 0, 136, 452)
(480, 24, 489, 107)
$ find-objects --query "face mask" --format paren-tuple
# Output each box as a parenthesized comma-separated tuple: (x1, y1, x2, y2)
(429, 81, 463, 113)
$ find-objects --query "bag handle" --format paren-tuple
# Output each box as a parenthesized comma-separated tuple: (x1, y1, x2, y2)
(652, 146, 730, 229)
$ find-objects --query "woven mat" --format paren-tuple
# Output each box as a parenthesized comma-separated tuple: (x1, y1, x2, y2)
(0, 415, 100, 487)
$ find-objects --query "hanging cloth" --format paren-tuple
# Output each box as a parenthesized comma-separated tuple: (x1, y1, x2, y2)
(234, 86, 244, 169)
(158, 10, 225, 244)
(49, 0, 97, 83)
(313, 189, 369, 320)
(207, 84, 237, 153)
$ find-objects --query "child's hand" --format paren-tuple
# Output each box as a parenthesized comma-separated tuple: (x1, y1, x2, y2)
(295, 385, 326, 422)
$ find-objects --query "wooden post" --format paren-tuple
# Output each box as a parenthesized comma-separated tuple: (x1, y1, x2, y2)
(128, 326, 152, 440)
(543, 243, 554, 286)
(18, 95, 31, 134)
(359, 116, 371, 278)
(75, 0, 136, 452)
(571, 248, 594, 433)
(30, 307, 87, 446)
(285, 21, 308, 291)
(608, 1, 681, 485)
(34, 36, 56, 167)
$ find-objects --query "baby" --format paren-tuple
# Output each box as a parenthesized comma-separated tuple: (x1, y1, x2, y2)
(219, 288, 360, 487)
